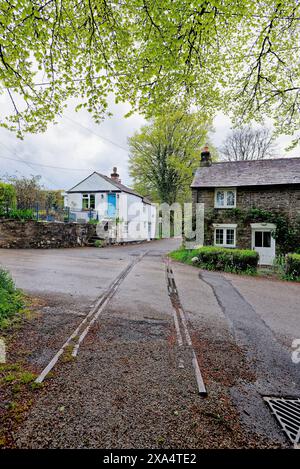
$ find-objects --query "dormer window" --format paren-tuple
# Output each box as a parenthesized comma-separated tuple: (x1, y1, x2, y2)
(215, 188, 236, 208)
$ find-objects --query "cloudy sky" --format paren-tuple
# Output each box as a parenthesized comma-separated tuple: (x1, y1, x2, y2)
(0, 93, 299, 191)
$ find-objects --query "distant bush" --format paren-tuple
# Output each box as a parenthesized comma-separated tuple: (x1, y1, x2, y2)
(94, 239, 103, 248)
(0, 182, 16, 211)
(7, 208, 35, 220)
(0, 269, 24, 329)
(285, 253, 300, 280)
(170, 246, 259, 274)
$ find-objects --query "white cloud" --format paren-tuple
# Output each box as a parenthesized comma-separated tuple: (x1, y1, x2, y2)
(0, 94, 145, 189)
(0, 96, 299, 192)
(209, 113, 300, 158)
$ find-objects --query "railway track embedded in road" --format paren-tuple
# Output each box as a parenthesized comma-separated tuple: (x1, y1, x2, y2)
(165, 257, 207, 397)
(35, 251, 148, 384)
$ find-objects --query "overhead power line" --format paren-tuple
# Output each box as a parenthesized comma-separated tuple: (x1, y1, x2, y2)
(0, 141, 60, 188)
(64, 115, 129, 152)
(0, 152, 92, 171)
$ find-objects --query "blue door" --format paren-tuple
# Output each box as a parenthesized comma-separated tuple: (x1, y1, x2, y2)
(107, 193, 116, 217)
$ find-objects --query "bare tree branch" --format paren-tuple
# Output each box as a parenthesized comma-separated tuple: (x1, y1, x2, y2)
(219, 126, 277, 161)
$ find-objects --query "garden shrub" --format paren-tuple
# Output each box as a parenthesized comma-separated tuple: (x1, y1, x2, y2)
(8, 208, 35, 220)
(285, 253, 300, 280)
(169, 247, 199, 264)
(170, 246, 259, 273)
(0, 207, 35, 220)
(0, 182, 16, 211)
(0, 269, 24, 329)
(94, 239, 103, 247)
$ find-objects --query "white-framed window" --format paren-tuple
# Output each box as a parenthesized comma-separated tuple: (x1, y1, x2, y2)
(215, 188, 236, 208)
(213, 224, 237, 247)
(82, 193, 95, 210)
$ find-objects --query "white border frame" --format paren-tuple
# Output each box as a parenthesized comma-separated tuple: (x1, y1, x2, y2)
(82, 193, 96, 210)
(214, 187, 237, 209)
(250, 223, 276, 265)
(213, 223, 237, 248)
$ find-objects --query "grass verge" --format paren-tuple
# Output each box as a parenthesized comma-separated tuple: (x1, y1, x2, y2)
(169, 246, 258, 275)
(0, 268, 25, 329)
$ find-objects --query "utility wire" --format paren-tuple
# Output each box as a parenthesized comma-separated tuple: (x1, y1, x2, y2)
(0, 141, 61, 188)
(64, 114, 129, 152)
(0, 153, 92, 172)
(0, 112, 129, 185)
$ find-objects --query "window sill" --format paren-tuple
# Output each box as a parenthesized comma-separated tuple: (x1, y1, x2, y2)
(214, 244, 236, 248)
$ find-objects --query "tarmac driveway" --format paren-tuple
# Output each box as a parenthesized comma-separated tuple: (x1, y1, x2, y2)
(0, 240, 299, 448)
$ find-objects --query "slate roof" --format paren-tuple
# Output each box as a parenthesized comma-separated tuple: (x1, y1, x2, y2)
(97, 173, 154, 205)
(96, 172, 141, 197)
(67, 171, 153, 205)
(191, 158, 300, 188)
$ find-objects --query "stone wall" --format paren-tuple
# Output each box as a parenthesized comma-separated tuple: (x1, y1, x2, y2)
(192, 184, 300, 250)
(0, 220, 97, 248)
(193, 185, 300, 217)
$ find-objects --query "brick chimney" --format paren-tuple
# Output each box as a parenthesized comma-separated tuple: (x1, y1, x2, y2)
(200, 145, 212, 167)
(110, 167, 121, 183)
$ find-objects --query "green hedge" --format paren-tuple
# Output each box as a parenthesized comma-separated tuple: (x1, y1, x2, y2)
(0, 208, 35, 220)
(285, 253, 300, 280)
(0, 269, 24, 329)
(170, 246, 259, 273)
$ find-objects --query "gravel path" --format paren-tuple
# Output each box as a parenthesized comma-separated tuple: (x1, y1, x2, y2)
(10, 246, 279, 448)
(1, 240, 295, 448)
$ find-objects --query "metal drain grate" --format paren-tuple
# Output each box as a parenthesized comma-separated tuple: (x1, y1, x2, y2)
(264, 397, 300, 446)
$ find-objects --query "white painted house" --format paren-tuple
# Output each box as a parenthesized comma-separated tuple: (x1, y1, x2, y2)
(64, 168, 156, 242)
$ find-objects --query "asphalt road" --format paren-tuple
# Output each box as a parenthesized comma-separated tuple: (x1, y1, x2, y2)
(1, 240, 299, 448)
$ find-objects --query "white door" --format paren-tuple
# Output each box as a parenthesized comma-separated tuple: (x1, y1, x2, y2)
(251, 228, 276, 265)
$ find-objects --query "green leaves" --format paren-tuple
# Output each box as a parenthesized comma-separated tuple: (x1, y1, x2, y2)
(0, 268, 24, 328)
(0, 1, 300, 136)
(128, 109, 213, 204)
(0, 182, 16, 209)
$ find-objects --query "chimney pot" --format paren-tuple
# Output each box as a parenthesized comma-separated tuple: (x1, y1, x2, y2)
(200, 144, 212, 167)
(110, 167, 120, 182)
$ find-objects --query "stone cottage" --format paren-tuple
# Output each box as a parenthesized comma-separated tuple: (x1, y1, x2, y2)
(191, 148, 300, 265)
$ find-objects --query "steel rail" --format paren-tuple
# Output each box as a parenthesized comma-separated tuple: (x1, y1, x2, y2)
(35, 252, 147, 384)
(165, 257, 207, 397)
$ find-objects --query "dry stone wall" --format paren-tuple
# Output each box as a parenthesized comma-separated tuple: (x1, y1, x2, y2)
(0, 220, 96, 248)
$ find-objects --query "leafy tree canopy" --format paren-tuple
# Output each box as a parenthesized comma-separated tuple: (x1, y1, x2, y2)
(0, 181, 16, 208)
(128, 109, 215, 204)
(0, 1, 300, 140)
